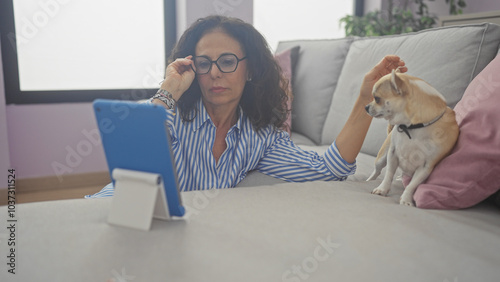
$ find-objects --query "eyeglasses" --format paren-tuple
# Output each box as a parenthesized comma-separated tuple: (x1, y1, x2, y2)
(191, 53, 247, 74)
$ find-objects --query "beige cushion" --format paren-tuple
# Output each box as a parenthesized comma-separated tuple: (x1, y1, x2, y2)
(321, 23, 500, 156)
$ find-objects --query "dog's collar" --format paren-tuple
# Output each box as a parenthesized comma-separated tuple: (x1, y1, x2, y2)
(397, 110, 446, 139)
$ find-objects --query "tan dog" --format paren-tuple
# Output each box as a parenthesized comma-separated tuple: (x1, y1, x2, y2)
(365, 70, 459, 206)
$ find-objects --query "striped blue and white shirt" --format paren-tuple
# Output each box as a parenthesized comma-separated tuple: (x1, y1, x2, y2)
(86, 99, 356, 198)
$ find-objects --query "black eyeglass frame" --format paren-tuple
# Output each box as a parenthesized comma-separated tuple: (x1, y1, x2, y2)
(190, 53, 247, 74)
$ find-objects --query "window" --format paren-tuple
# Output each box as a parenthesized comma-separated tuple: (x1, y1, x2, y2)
(253, 0, 356, 52)
(0, 0, 176, 104)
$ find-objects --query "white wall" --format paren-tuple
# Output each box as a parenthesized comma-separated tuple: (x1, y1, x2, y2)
(364, 0, 382, 13)
(254, 0, 353, 51)
(176, 0, 253, 38)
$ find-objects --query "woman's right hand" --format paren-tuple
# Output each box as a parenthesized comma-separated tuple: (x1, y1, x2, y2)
(359, 55, 407, 104)
(160, 55, 196, 101)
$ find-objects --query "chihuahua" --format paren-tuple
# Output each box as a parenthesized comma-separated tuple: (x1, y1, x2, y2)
(365, 70, 459, 206)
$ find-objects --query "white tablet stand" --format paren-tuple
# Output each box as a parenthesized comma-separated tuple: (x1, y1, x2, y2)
(107, 168, 170, 231)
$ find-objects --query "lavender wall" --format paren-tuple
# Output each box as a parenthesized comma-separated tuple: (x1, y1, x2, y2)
(465, 0, 500, 14)
(0, 40, 11, 189)
(6, 103, 107, 180)
(421, 0, 500, 17)
(385, 0, 500, 17)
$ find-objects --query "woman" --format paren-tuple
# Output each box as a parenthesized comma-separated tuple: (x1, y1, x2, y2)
(88, 15, 406, 197)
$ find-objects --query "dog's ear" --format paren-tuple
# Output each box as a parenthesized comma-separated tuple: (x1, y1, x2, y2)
(390, 69, 405, 95)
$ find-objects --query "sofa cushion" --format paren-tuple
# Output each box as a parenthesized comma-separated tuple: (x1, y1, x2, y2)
(321, 23, 500, 156)
(290, 132, 316, 146)
(274, 46, 300, 135)
(276, 38, 353, 144)
(412, 54, 500, 209)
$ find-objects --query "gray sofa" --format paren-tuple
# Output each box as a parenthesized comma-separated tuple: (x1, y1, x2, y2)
(230, 24, 500, 280)
(239, 22, 500, 184)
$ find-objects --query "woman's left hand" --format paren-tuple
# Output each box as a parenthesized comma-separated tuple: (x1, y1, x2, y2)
(359, 55, 407, 103)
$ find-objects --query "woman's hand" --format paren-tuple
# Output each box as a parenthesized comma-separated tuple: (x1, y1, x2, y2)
(359, 55, 407, 103)
(160, 55, 196, 101)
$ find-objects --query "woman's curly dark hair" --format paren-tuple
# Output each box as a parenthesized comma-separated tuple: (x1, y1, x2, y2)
(168, 15, 289, 132)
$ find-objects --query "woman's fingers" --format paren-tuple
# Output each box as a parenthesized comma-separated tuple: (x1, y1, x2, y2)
(169, 56, 194, 74)
(374, 55, 407, 77)
(398, 65, 408, 73)
(382, 55, 403, 70)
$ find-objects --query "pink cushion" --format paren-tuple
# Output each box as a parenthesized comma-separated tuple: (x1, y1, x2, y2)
(413, 54, 500, 209)
(274, 46, 299, 135)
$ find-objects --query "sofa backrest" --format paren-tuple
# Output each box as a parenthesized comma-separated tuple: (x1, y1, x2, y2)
(277, 23, 500, 156)
(276, 38, 353, 145)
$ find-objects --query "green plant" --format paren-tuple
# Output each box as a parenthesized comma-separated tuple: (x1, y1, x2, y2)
(446, 0, 467, 15)
(339, 0, 467, 37)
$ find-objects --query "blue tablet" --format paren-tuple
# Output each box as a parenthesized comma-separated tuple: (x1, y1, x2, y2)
(93, 99, 185, 217)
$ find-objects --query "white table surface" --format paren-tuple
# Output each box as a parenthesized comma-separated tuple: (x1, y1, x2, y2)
(1, 180, 499, 282)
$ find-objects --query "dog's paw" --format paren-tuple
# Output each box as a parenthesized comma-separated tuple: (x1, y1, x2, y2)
(372, 186, 389, 196)
(399, 196, 415, 207)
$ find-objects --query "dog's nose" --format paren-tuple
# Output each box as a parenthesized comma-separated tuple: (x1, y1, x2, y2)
(365, 105, 370, 113)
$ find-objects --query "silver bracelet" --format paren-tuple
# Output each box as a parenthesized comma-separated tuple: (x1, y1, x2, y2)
(152, 89, 176, 109)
